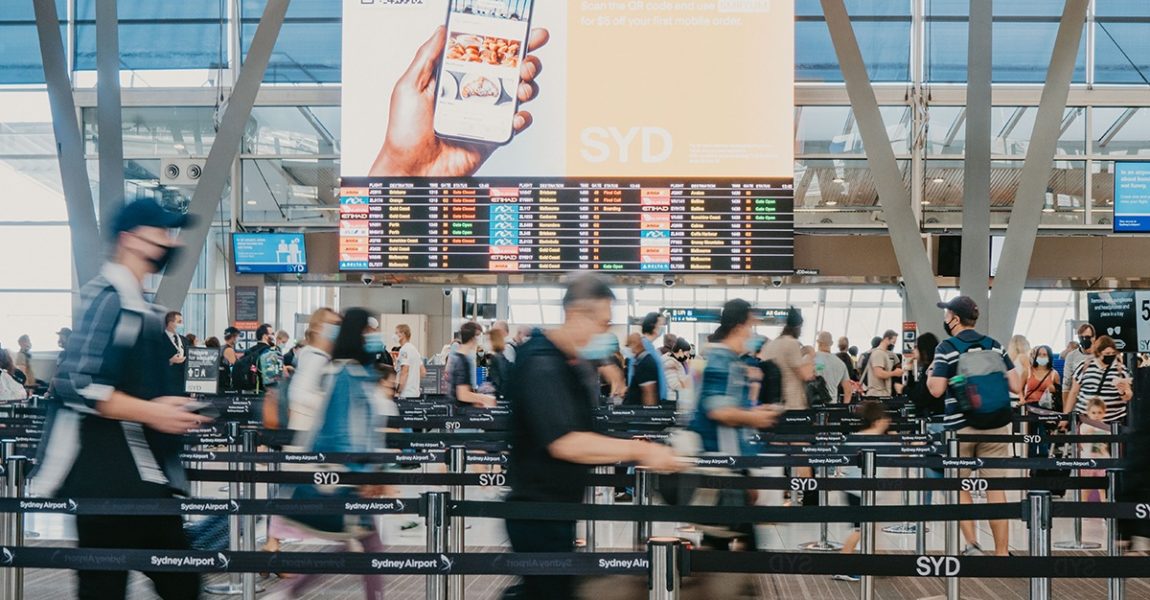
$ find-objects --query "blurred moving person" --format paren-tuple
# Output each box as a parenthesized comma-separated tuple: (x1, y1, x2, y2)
(36, 199, 206, 600)
(504, 274, 679, 600)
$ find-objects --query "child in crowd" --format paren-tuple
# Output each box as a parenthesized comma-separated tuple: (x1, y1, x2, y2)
(1080, 397, 1110, 502)
(833, 401, 893, 583)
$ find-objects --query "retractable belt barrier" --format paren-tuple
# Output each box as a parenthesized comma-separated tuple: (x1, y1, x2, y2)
(0, 546, 1147, 579)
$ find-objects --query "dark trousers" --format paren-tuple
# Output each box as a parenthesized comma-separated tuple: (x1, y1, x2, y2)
(76, 515, 201, 600)
(505, 518, 577, 600)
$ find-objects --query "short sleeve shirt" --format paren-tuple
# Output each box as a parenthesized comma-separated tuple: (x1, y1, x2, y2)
(762, 336, 806, 409)
(931, 330, 1013, 430)
(865, 348, 898, 398)
(397, 342, 423, 398)
(446, 352, 473, 405)
(625, 351, 659, 406)
(691, 344, 755, 456)
(815, 351, 849, 402)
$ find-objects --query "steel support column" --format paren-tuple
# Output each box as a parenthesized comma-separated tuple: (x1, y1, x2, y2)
(155, 0, 292, 309)
(989, 0, 1088, 341)
(33, 0, 102, 286)
(822, 0, 941, 335)
(960, 0, 992, 315)
(96, 0, 126, 230)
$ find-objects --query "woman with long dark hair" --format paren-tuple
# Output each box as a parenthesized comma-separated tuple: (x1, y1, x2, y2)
(268, 307, 391, 600)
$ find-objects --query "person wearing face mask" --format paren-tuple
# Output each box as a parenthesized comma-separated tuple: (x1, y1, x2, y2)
(448, 321, 496, 408)
(688, 299, 782, 549)
(267, 308, 390, 600)
(36, 198, 208, 600)
(1062, 323, 1097, 401)
(662, 337, 693, 404)
(1065, 335, 1133, 424)
(162, 312, 188, 396)
(624, 332, 659, 407)
(864, 330, 904, 400)
(287, 308, 341, 433)
(1023, 345, 1061, 409)
(631, 312, 669, 403)
(394, 324, 426, 400)
(504, 274, 680, 600)
(927, 295, 1019, 557)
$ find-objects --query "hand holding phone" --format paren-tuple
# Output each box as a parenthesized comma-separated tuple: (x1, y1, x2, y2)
(370, 20, 550, 178)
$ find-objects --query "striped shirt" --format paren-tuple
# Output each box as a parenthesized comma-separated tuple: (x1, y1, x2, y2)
(930, 330, 1013, 431)
(34, 263, 187, 499)
(1072, 359, 1129, 423)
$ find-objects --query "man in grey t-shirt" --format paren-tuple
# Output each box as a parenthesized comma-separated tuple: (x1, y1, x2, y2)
(1062, 323, 1095, 395)
(814, 331, 851, 403)
(864, 330, 903, 399)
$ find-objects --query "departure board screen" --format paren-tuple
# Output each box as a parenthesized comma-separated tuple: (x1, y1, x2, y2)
(338, 178, 794, 274)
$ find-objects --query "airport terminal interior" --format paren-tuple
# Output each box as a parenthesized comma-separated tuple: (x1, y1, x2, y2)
(3, 0, 1150, 599)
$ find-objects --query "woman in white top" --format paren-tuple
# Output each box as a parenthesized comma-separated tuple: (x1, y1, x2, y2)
(0, 350, 26, 402)
(661, 337, 692, 401)
(287, 307, 341, 433)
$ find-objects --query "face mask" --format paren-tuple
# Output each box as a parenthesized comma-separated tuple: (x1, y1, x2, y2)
(364, 333, 385, 354)
(322, 323, 340, 342)
(1035, 357, 1050, 367)
(391, 334, 401, 346)
(176, 325, 186, 335)
(1102, 354, 1117, 366)
(943, 319, 955, 337)
(744, 334, 765, 354)
(579, 333, 618, 361)
(148, 244, 181, 273)
(1080, 336, 1093, 351)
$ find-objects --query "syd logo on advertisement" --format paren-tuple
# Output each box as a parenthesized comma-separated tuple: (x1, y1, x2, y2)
(580, 127, 673, 164)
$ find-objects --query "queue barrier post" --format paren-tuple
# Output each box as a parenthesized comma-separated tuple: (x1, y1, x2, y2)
(1028, 491, 1052, 600)
(647, 537, 682, 600)
(915, 418, 929, 555)
(0, 438, 13, 596)
(634, 468, 654, 550)
(240, 428, 260, 600)
(204, 422, 249, 597)
(799, 411, 841, 552)
(1107, 422, 1125, 600)
(424, 491, 450, 600)
(5, 454, 26, 600)
(448, 446, 466, 600)
(1054, 412, 1100, 550)
(860, 449, 877, 600)
(883, 410, 916, 536)
(945, 432, 960, 600)
(585, 467, 608, 552)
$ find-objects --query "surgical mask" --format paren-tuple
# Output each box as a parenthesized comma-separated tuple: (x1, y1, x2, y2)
(391, 334, 401, 346)
(364, 333, 385, 354)
(148, 244, 181, 273)
(579, 333, 618, 362)
(1035, 357, 1050, 367)
(322, 323, 340, 342)
(176, 324, 186, 335)
(1080, 336, 1093, 351)
(1102, 354, 1117, 366)
(744, 334, 765, 354)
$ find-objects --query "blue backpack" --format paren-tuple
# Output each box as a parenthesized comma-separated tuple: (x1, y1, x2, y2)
(950, 336, 1012, 429)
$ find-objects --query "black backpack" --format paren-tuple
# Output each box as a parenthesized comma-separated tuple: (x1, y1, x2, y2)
(757, 360, 783, 405)
(232, 345, 269, 392)
(806, 375, 833, 407)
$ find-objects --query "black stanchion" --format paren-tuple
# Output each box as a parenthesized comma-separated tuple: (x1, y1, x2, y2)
(634, 468, 654, 550)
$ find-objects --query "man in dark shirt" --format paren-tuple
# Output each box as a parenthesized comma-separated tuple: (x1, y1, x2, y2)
(624, 332, 659, 406)
(36, 199, 206, 600)
(506, 273, 679, 599)
(448, 321, 495, 408)
(162, 311, 188, 395)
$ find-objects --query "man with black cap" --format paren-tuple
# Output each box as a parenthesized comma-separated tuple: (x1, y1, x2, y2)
(927, 295, 1020, 557)
(37, 199, 207, 599)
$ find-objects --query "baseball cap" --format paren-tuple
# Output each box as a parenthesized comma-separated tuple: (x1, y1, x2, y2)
(223, 327, 241, 338)
(110, 199, 193, 240)
(785, 306, 804, 328)
(937, 295, 980, 322)
(56, 327, 72, 336)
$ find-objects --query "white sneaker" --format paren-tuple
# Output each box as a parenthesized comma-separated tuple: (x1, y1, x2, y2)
(962, 544, 984, 556)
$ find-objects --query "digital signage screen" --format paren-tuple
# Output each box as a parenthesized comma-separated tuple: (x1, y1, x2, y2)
(233, 233, 308, 274)
(1114, 162, 1150, 233)
(339, 0, 795, 274)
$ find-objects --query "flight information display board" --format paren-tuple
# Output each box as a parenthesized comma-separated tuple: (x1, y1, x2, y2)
(338, 177, 794, 274)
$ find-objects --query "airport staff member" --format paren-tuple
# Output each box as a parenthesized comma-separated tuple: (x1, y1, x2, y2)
(36, 199, 207, 600)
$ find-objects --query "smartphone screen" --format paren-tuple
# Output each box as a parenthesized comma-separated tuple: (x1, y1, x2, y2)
(434, 0, 534, 145)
